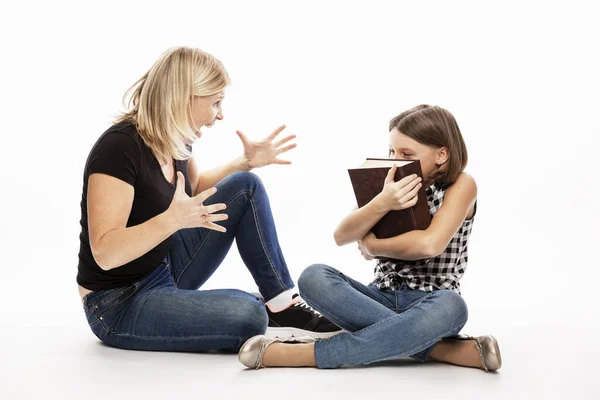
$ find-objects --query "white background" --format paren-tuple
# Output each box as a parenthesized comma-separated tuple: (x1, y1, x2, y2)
(1, 1, 599, 399)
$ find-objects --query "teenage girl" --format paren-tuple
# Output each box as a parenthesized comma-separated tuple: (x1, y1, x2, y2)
(238, 105, 502, 372)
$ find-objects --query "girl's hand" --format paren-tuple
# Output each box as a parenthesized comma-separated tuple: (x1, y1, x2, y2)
(374, 165, 423, 212)
(167, 172, 228, 232)
(357, 232, 377, 260)
(236, 125, 297, 169)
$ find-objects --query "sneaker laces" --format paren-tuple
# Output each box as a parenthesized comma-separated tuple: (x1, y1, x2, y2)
(292, 295, 322, 316)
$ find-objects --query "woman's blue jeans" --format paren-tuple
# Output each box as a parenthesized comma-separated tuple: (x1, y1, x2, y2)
(82, 171, 294, 352)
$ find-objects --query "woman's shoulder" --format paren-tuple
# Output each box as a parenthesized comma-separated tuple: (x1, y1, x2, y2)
(87, 121, 146, 170)
(85, 121, 146, 184)
(94, 120, 142, 151)
(104, 119, 139, 139)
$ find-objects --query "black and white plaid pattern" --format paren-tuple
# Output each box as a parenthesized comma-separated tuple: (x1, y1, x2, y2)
(372, 182, 475, 294)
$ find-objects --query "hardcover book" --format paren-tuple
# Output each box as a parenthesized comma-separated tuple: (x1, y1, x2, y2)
(347, 158, 432, 238)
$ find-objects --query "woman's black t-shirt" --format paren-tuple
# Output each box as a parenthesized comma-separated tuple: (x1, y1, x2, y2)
(77, 120, 192, 291)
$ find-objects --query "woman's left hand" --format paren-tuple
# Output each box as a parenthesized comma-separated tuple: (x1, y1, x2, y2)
(358, 232, 377, 260)
(236, 125, 297, 169)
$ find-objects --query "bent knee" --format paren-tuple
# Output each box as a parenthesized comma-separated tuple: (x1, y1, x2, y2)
(230, 292, 268, 337)
(227, 171, 263, 189)
(298, 264, 338, 299)
(437, 290, 468, 327)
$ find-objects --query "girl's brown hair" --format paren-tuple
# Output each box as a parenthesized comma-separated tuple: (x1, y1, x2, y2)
(389, 105, 468, 185)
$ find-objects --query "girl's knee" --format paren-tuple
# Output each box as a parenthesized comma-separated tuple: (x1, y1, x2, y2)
(298, 264, 338, 299)
(437, 290, 469, 327)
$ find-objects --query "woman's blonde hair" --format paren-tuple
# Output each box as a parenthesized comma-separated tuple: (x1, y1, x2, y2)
(115, 47, 230, 162)
(389, 105, 468, 185)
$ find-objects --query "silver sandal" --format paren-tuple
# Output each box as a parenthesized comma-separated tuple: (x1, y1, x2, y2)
(445, 334, 502, 372)
(238, 335, 280, 369)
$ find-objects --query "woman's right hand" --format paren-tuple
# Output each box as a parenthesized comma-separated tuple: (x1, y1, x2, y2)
(167, 172, 229, 232)
(374, 165, 423, 212)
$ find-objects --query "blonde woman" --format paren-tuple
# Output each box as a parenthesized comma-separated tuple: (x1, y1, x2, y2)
(77, 47, 340, 352)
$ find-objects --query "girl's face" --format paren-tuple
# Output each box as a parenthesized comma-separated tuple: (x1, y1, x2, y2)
(388, 127, 448, 185)
(188, 91, 225, 138)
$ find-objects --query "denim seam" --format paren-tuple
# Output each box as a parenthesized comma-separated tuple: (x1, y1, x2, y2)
(407, 323, 466, 363)
(395, 294, 467, 362)
(263, 285, 294, 303)
(104, 332, 246, 340)
(301, 270, 396, 331)
(87, 287, 128, 309)
(128, 285, 161, 334)
(94, 307, 110, 332)
(325, 291, 455, 338)
(347, 310, 405, 335)
(346, 279, 395, 310)
(316, 318, 464, 368)
(174, 190, 249, 287)
(96, 288, 137, 319)
(248, 192, 286, 290)
(397, 295, 429, 313)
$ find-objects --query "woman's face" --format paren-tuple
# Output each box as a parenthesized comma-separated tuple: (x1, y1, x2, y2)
(388, 127, 448, 184)
(188, 91, 225, 138)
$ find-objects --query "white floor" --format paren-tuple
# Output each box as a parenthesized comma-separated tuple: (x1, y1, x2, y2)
(2, 1, 600, 398)
(2, 205, 599, 400)
(2, 304, 597, 400)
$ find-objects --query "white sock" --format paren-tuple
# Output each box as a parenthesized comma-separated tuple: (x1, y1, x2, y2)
(265, 289, 296, 312)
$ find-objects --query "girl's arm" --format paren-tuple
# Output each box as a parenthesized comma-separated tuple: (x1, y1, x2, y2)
(333, 203, 386, 246)
(334, 165, 422, 246)
(363, 173, 477, 260)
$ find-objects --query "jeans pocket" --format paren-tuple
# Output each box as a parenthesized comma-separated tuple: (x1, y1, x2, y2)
(90, 284, 137, 333)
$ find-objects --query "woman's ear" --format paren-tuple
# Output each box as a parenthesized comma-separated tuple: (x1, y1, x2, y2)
(435, 147, 449, 165)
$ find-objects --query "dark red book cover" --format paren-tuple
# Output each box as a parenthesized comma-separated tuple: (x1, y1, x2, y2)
(347, 158, 431, 238)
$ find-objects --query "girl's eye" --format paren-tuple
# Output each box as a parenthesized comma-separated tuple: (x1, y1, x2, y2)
(402, 153, 412, 158)
(214, 101, 221, 107)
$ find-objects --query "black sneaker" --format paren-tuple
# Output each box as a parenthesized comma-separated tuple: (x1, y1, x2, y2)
(265, 294, 343, 341)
